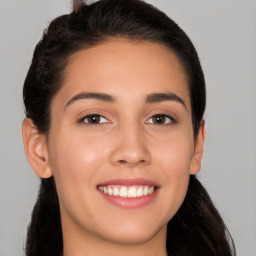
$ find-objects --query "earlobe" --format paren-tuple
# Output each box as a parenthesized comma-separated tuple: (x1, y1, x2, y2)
(22, 118, 53, 178)
(190, 121, 206, 175)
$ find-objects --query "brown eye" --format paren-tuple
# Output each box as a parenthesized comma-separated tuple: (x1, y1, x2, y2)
(82, 114, 108, 124)
(147, 114, 174, 125)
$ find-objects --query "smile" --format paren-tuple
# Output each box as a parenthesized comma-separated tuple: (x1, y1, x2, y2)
(98, 185, 156, 198)
(97, 178, 160, 209)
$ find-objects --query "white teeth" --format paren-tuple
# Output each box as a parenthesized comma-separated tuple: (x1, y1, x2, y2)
(143, 186, 148, 196)
(113, 187, 119, 196)
(108, 186, 113, 196)
(127, 186, 137, 198)
(119, 186, 127, 197)
(148, 186, 154, 194)
(98, 185, 156, 198)
(136, 187, 144, 197)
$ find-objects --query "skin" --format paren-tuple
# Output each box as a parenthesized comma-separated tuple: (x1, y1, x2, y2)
(22, 38, 205, 256)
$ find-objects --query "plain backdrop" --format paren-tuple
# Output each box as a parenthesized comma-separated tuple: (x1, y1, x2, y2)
(0, 0, 255, 255)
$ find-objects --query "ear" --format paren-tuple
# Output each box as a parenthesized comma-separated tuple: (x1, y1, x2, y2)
(22, 118, 53, 178)
(190, 121, 206, 175)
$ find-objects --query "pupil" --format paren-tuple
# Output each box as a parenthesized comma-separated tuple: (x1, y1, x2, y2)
(90, 115, 99, 123)
(155, 115, 164, 124)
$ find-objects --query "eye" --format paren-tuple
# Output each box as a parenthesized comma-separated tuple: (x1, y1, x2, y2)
(146, 114, 175, 125)
(80, 114, 109, 125)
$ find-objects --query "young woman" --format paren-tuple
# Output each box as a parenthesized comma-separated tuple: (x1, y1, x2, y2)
(22, 0, 236, 255)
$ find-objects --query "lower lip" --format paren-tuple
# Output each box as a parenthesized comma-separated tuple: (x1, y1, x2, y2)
(98, 189, 159, 209)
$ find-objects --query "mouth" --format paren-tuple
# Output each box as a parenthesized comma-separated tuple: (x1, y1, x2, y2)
(97, 178, 160, 209)
(98, 185, 157, 198)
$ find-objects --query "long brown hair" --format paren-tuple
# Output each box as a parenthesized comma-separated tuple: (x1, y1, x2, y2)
(23, 0, 236, 255)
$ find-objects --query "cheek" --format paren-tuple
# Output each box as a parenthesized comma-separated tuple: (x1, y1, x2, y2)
(49, 127, 108, 169)
(47, 130, 108, 203)
(153, 130, 193, 216)
(154, 127, 193, 173)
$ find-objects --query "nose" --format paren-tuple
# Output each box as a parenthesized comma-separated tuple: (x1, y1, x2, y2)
(109, 124, 151, 168)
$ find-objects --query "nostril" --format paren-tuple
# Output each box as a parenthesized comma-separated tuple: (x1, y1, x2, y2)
(118, 159, 147, 167)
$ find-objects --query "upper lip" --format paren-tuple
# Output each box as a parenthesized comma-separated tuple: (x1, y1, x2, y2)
(97, 178, 160, 187)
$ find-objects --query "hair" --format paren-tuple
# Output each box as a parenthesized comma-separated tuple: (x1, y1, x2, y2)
(23, 0, 236, 255)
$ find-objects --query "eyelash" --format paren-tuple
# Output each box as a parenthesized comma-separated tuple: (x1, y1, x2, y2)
(78, 113, 177, 126)
(78, 114, 110, 126)
(146, 114, 176, 125)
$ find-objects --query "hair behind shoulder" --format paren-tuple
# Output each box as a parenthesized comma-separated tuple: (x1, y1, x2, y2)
(167, 176, 236, 256)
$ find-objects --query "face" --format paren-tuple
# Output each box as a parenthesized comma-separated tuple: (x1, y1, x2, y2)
(24, 38, 205, 247)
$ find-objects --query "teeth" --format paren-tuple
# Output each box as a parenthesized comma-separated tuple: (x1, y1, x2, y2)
(127, 186, 137, 197)
(136, 187, 144, 197)
(113, 187, 119, 196)
(108, 186, 113, 195)
(98, 185, 155, 198)
(120, 187, 127, 197)
(148, 186, 154, 194)
(143, 186, 148, 196)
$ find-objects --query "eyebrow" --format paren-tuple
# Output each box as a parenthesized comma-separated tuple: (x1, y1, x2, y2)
(65, 92, 116, 109)
(65, 91, 186, 109)
(146, 93, 186, 109)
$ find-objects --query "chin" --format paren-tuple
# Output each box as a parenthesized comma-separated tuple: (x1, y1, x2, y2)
(95, 220, 167, 245)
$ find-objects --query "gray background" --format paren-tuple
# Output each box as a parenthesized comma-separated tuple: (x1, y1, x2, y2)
(0, 0, 255, 255)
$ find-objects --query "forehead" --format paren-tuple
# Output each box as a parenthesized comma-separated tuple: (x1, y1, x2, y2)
(56, 38, 190, 110)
